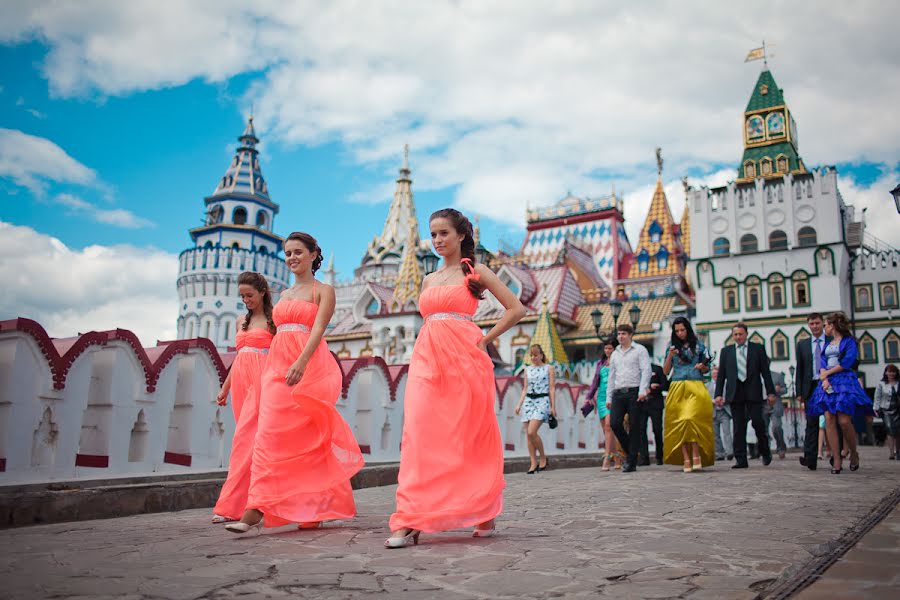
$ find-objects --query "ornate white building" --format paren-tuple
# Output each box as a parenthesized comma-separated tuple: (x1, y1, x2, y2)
(689, 66, 900, 390)
(176, 118, 291, 350)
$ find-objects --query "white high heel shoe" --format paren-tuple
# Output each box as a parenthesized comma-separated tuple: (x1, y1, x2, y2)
(225, 519, 263, 534)
(472, 524, 496, 538)
(384, 529, 421, 548)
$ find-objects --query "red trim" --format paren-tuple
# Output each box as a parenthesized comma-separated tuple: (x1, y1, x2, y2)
(358, 444, 371, 454)
(164, 452, 192, 466)
(556, 442, 565, 450)
(578, 442, 586, 449)
(0, 458, 6, 472)
(75, 454, 109, 468)
(526, 209, 621, 231)
(0, 318, 228, 392)
(338, 357, 400, 401)
(505, 443, 516, 451)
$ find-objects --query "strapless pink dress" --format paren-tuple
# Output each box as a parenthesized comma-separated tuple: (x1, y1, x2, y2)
(389, 284, 505, 533)
(248, 298, 364, 527)
(214, 327, 273, 520)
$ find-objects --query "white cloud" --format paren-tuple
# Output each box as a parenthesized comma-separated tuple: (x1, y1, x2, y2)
(55, 193, 154, 228)
(0, 221, 178, 345)
(0, 128, 96, 195)
(838, 168, 900, 248)
(3, 2, 899, 230)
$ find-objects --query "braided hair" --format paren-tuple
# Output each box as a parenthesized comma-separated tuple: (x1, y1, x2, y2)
(238, 271, 276, 334)
(285, 231, 324, 274)
(429, 208, 485, 299)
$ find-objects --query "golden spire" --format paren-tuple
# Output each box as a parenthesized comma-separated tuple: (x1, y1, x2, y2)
(391, 219, 423, 311)
(473, 214, 481, 245)
(525, 296, 569, 366)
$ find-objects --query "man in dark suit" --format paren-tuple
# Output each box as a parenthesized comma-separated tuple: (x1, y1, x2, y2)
(714, 322, 777, 468)
(639, 364, 668, 465)
(796, 313, 832, 470)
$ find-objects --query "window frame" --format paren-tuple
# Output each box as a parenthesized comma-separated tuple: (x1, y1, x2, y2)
(740, 233, 758, 254)
(771, 329, 789, 360)
(885, 330, 900, 362)
(879, 281, 899, 310)
(722, 278, 740, 313)
(745, 276, 763, 311)
(768, 273, 786, 309)
(791, 272, 811, 307)
(857, 332, 878, 364)
(854, 284, 875, 312)
(713, 237, 731, 256)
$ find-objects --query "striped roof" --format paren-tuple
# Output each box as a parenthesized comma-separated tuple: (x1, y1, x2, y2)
(326, 311, 372, 338)
(474, 264, 583, 324)
(562, 296, 677, 341)
(208, 117, 275, 209)
(526, 297, 570, 365)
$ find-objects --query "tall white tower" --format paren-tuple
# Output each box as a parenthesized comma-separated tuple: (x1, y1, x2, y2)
(176, 117, 291, 350)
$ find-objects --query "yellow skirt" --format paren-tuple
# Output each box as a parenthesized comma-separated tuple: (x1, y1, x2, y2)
(663, 380, 715, 467)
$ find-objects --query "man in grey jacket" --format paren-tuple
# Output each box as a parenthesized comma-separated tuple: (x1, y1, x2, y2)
(707, 366, 733, 460)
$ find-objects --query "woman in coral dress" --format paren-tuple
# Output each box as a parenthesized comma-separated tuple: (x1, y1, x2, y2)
(227, 232, 364, 533)
(212, 272, 275, 523)
(386, 208, 525, 548)
(662, 317, 715, 472)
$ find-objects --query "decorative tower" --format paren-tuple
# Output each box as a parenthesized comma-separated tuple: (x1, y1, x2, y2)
(526, 297, 570, 369)
(391, 220, 423, 312)
(737, 68, 807, 181)
(176, 117, 291, 350)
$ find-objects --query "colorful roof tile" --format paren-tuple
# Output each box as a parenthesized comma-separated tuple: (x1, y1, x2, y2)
(626, 179, 683, 279)
(527, 297, 570, 365)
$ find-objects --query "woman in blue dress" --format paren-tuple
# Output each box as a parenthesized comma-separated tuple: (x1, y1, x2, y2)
(584, 338, 620, 470)
(808, 312, 873, 474)
(515, 344, 556, 474)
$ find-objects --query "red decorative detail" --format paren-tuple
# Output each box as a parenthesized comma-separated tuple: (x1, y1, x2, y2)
(0, 458, 6, 472)
(578, 442, 586, 449)
(494, 375, 522, 408)
(75, 454, 109, 468)
(505, 443, 516, 451)
(526, 210, 620, 231)
(164, 451, 192, 466)
(358, 444, 371, 454)
(338, 357, 399, 401)
(0, 319, 228, 393)
(556, 442, 565, 450)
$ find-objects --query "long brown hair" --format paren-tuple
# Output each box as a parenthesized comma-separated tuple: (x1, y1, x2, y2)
(825, 311, 852, 338)
(430, 208, 484, 299)
(238, 271, 276, 334)
(285, 231, 324, 274)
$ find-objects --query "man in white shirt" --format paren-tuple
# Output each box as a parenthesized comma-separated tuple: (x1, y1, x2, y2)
(606, 323, 652, 472)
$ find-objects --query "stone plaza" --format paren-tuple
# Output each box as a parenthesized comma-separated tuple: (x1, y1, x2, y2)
(1, 447, 897, 599)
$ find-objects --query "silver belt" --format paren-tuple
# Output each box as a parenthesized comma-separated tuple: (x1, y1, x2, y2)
(238, 347, 269, 354)
(425, 311, 473, 323)
(277, 323, 311, 333)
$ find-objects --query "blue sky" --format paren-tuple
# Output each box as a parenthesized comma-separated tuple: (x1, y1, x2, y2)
(1, 2, 899, 343)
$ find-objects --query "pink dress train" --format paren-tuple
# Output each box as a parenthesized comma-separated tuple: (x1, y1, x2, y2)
(213, 328, 273, 520)
(389, 284, 505, 533)
(248, 295, 365, 527)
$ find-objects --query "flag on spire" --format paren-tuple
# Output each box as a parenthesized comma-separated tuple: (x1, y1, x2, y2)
(745, 46, 765, 62)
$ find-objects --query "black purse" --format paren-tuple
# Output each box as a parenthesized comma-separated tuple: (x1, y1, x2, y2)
(548, 414, 558, 429)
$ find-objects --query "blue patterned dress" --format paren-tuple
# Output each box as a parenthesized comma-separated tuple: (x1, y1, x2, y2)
(808, 337, 872, 416)
(522, 365, 551, 423)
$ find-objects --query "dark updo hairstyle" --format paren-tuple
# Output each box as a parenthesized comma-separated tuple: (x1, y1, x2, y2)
(285, 231, 323, 274)
(238, 271, 276, 334)
(429, 208, 485, 299)
(825, 311, 853, 338)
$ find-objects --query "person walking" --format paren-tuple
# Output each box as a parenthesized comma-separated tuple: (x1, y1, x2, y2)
(606, 323, 651, 473)
(874, 364, 899, 460)
(707, 367, 733, 460)
(515, 344, 556, 474)
(714, 322, 777, 469)
(584, 339, 621, 470)
(797, 313, 832, 470)
(764, 371, 788, 459)
(639, 363, 667, 466)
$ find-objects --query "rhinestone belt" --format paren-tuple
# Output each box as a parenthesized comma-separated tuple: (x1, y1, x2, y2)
(276, 323, 311, 333)
(425, 311, 474, 323)
(238, 347, 269, 354)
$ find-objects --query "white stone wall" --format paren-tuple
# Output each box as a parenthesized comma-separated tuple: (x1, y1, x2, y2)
(0, 320, 604, 485)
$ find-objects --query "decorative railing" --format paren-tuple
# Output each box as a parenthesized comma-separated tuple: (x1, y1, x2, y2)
(177, 247, 291, 283)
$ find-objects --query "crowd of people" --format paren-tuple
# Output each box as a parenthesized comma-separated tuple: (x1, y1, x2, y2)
(206, 206, 896, 548)
(581, 312, 896, 475)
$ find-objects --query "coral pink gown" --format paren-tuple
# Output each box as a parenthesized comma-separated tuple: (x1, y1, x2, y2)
(248, 290, 364, 527)
(213, 327, 273, 520)
(389, 283, 505, 533)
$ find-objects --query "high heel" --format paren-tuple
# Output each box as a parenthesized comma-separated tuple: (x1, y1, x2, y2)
(849, 451, 860, 471)
(225, 519, 263, 534)
(537, 458, 549, 472)
(211, 514, 235, 524)
(601, 456, 611, 472)
(526, 465, 538, 475)
(473, 523, 496, 538)
(831, 468, 841, 474)
(683, 460, 693, 473)
(297, 521, 322, 530)
(692, 456, 702, 471)
(384, 529, 421, 549)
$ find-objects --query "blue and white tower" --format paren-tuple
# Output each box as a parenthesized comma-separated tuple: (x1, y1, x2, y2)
(176, 117, 291, 349)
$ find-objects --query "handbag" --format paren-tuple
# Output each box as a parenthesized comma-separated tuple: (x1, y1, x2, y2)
(548, 414, 558, 429)
(580, 401, 594, 417)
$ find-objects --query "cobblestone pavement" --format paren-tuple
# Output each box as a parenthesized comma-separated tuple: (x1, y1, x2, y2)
(1, 447, 898, 600)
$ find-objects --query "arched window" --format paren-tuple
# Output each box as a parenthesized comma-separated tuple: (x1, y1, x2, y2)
(256, 210, 267, 229)
(722, 279, 739, 313)
(776, 155, 789, 173)
(792, 272, 810, 307)
(208, 205, 223, 225)
(768, 273, 786, 308)
(637, 249, 649, 272)
(648, 221, 662, 243)
(760, 157, 773, 176)
(656, 245, 669, 269)
(771, 330, 789, 360)
(750, 332, 765, 346)
(879, 282, 898, 309)
(854, 285, 873, 311)
(858, 333, 877, 363)
(740, 234, 758, 253)
(204, 240, 214, 249)
(744, 160, 756, 179)
(233, 206, 247, 225)
(713, 237, 730, 256)
(746, 276, 762, 311)
(798, 226, 817, 247)
(258, 246, 268, 256)
(769, 230, 788, 250)
(885, 331, 900, 361)
(365, 297, 380, 316)
(231, 242, 240, 250)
